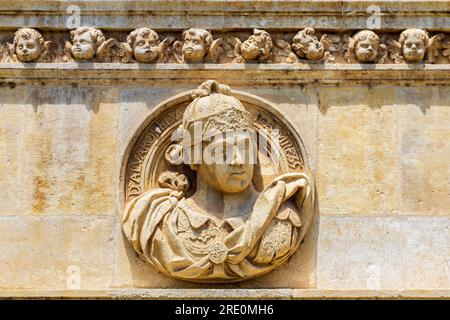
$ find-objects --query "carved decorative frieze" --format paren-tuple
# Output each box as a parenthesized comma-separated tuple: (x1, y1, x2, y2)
(2, 27, 450, 65)
(126, 28, 169, 63)
(386, 29, 445, 64)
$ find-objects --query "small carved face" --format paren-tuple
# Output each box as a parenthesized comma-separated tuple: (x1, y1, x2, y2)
(15, 37, 41, 62)
(196, 133, 254, 193)
(240, 36, 260, 60)
(133, 34, 159, 63)
(182, 32, 206, 63)
(402, 36, 426, 63)
(292, 33, 324, 60)
(71, 31, 95, 60)
(355, 38, 379, 62)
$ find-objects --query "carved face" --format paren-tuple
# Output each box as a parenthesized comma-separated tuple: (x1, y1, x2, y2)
(195, 133, 254, 194)
(71, 31, 95, 60)
(182, 32, 206, 63)
(292, 34, 324, 60)
(402, 36, 426, 63)
(133, 34, 159, 62)
(15, 37, 41, 62)
(240, 36, 260, 60)
(355, 38, 379, 62)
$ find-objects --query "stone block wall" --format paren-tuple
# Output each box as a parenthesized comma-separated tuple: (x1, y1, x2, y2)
(0, 1, 448, 298)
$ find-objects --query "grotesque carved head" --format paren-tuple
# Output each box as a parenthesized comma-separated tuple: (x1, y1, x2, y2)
(240, 29, 273, 61)
(127, 28, 160, 63)
(181, 28, 213, 63)
(167, 80, 255, 193)
(70, 27, 105, 60)
(349, 30, 380, 63)
(13, 27, 45, 62)
(292, 28, 325, 60)
(399, 29, 429, 63)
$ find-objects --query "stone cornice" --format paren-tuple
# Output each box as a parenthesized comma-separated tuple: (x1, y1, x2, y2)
(0, 1, 448, 31)
(1, 63, 450, 85)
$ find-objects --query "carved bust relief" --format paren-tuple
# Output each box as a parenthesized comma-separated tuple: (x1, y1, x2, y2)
(399, 29, 429, 63)
(121, 80, 315, 282)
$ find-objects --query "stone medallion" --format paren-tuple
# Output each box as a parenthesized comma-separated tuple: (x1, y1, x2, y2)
(121, 80, 315, 282)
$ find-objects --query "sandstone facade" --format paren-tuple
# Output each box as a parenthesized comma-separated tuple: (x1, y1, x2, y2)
(0, 0, 449, 298)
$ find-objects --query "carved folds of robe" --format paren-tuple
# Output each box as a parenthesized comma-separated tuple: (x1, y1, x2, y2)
(122, 172, 314, 282)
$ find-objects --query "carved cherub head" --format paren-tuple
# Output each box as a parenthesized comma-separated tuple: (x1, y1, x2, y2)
(399, 29, 429, 63)
(166, 80, 255, 193)
(292, 28, 325, 60)
(349, 30, 381, 63)
(181, 28, 213, 63)
(70, 27, 105, 60)
(127, 28, 160, 63)
(13, 27, 45, 62)
(240, 29, 273, 61)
